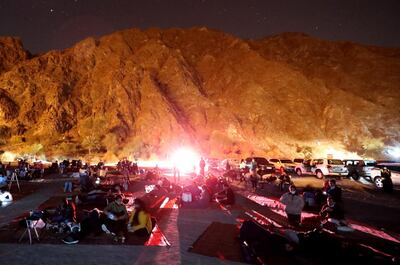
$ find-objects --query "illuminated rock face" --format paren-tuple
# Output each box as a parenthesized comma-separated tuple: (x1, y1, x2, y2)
(0, 29, 399, 160)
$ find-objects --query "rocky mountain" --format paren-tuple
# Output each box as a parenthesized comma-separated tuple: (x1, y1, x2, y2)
(0, 28, 399, 161)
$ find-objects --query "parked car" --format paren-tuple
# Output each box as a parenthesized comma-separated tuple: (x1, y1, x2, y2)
(293, 158, 304, 164)
(294, 158, 348, 179)
(245, 157, 276, 175)
(268, 158, 296, 173)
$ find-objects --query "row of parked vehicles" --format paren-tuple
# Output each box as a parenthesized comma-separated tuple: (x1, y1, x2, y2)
(205, 157, 399, 189)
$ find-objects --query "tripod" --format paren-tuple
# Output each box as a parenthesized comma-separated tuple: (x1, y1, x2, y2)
(8, 171, 21, 192)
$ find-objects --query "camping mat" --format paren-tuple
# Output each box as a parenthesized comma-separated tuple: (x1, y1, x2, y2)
(188, 222, 244, 263)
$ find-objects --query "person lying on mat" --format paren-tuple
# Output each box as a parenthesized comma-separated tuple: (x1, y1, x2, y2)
(128, 198, 153, 236)
(102, 194, 128, 242)
(215, 183, 235, 206)
(62, 208, 104, 245)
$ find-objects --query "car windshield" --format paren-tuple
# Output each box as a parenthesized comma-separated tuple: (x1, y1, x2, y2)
(280, 159, 293, 163)
(328, 159, 344, 165)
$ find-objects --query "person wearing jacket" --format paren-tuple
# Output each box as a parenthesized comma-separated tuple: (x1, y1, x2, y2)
(128, 198, 153, 236)
(279, 185, 304, 227)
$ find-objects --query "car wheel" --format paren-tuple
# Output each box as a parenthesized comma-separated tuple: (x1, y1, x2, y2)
(350, 173, 360, 181)
(316, 170, 323, 179)
(374, 177, 383, 189)
(296, 169, 302, 176)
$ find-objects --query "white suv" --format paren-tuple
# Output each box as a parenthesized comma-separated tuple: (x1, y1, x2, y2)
(295, 158, 348, 179)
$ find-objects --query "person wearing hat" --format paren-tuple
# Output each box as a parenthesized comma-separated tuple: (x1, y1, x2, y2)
(279, 185, 304, 227)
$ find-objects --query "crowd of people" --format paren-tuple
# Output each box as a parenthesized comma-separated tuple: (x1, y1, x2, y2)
(58, 195, 153, 244)
(1, 155, 397, 264)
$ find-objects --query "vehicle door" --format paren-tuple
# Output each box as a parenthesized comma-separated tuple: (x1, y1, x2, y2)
(303, 159, 312, 173)
(387, 165, 400, 185)
(311, 159, 323, 174)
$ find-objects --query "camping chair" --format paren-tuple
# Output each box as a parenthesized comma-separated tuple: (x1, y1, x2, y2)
(18, 212, 42, 244)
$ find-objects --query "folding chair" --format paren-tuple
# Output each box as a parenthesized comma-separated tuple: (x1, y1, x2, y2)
(18, 214, 41, 244)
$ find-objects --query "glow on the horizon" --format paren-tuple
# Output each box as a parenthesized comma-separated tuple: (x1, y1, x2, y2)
(171, 147, 200, 174)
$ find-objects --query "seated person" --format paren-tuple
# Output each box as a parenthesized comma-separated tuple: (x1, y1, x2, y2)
(181, 185, 211, 209)
(215, 183, 235, 206)
(52, 197, 76, 223)
(62, 208, 105, 244)
(320, 196, 345, 225)
(182, 182, 201, 201)
(128, 198, 153, 236)
(102, 195, 128, 242)
(157, 177, 171, 189)
(205, 175, 219, 194)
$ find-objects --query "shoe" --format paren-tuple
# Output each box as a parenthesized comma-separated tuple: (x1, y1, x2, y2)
(101, 224, 115, 236)
(101, 224, 111, 234)
(62, 236, 79, 245)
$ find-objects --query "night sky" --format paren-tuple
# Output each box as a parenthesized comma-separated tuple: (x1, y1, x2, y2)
(1, 0, 399, 54)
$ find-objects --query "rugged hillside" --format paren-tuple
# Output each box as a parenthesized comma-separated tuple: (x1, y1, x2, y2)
(0, 28, 399, 161)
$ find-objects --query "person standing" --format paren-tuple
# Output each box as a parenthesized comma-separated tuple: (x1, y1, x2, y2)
(199, 157, 206, 177)
(279, 185, 304, 227)
(249, 170, 259, 192)
(0, 162, 6, 177)
(326, 179, 342, 203)
(239, 159, 247, 182)
(173, 164, 180, 183)
(250, 158, 257, 174)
